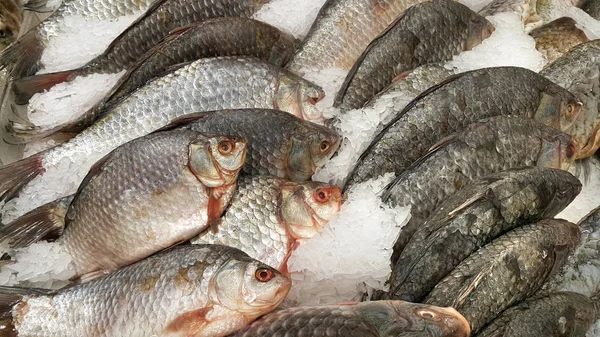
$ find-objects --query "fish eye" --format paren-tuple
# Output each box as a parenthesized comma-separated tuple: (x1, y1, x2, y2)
(307, 96, 320, 105)
(566, 142, 576, 159)
(417, 310, 437, 320)
(567, 104, 573, 114)
(255, 268, 275, 282)
(218, 140, 234, 155)
(314, 188, 330, 203)
(319, 141, 330, 153)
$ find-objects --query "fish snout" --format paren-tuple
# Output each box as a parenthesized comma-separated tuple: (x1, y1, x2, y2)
(437, 307, 472, 337)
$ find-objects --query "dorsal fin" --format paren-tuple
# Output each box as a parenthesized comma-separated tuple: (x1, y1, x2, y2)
(153, 113, 211, 133)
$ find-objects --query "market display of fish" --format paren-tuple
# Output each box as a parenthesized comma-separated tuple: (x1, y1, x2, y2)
(425, 219, 581, 334)
(192, 175, 342, 273)
(0, 244, 292, 337)
(230, 300, 471, 337)
(530, 17, 589, 63)
(387, 167, 581, 302)
(0, 129, 247, 278)
(476, 291, 598, 337)
(333, 0, 494, 111)
(345, 66, 582, 190)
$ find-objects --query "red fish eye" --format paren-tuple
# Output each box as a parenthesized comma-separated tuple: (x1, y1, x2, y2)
(314, 188, 330, 203)
(218, 140, 234, 155)
(255, 268, 274, 282)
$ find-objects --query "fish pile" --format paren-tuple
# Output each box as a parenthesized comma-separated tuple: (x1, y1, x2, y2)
(0, 0, 597, 336)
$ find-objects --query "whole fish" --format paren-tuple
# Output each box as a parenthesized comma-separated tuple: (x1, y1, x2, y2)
(541, 40, 600, 159)
(13, 5, 280, 104)
(334, 0, 494, 111)
(163, 109, 340, 181)
(0, 0, 22, 51)
(192, 175, 342, 273)
(582, 0, 600, 19)
(230, 300, 471, 337)
(530, 17, 589, 63)
(387, 167, 581, 303)
(476, 292, 598, 337)
(425, 219, 581, 334)
(0, 244, 291, 337)
(0, 57, 324, 207)
(345, 66, 582, 190)
(285, 0, 430, 73)
(0, 129, 247, 278)
(0, 0, 159, 77)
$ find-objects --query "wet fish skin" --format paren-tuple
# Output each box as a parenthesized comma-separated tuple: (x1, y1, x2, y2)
(285, 0, 430, 73)
(476, 292, 597, 337)
(345, 66, 582, 190)
(192, 175, 342, 272)
(172, 109, 340, 182)
(230, 300, 471, 337)
(425, 219, 581, 334)
(541, 40, 600, 159)
(530, 17, 589, 64)
(59, 129, 247, 277)
(388, 167, 582, 303)
(582, 0, 600, 19)
(2, 244, 291, 337)
(334, 0, 494, 111)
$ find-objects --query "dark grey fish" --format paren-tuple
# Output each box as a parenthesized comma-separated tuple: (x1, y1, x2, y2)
(530, 17, 589, 64)
(582, 0, 600, 20)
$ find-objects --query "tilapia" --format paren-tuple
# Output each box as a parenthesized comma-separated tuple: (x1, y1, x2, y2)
(0, 0, 159, 77)
(387, 167, 581, 303)
(476, 292, 598, 337)
(334, 0, 494, 111)
(345, 66, 582, 190)
(0, 244, 291, 337)
(192, 175, 342, 273)
(163, 109, 340, 181)
(230, 300, 471, 337)
(0, 0, 22, 51)
(478, 0, 582, 28)
(530, 17, 589, 63)
(541, 39, 600, 159)
(285, 0, 430, 73)
(0, 57, 325, 207)
(0, 129, 247, 278)
(582, 0, 600, 19)
(13, 6, 281, 104)
(425, 219, 581, 334)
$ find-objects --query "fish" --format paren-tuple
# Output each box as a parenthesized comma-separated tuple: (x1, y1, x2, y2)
(541, 40, 600, 159)
(478, 0, 582, 28)
(12, 4, 278, 104)
(345, 66, 582, 190)
(0, 129, 247, 278)
(582, 0, 600, 20)
(0, 244, 291, 337)
(476, 292, 598, 337)
(230, 300, 471, 337)
(161, 109, 340, 181)
(285, 0, 431, 73)
(387, 167, 581, 303)
(530, 17, 589, 64)
(0, 0, 159, 78)
(0, 0, 22, 51)
(334, 0, 494, 111)
(192, 175, 342, 273)
(0, 57, 325, 208)
(424, 219, 581, 334)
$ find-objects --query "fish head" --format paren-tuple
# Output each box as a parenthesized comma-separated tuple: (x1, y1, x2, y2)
(275, 73, 325, 122)
(279, 181, 342, 243)
(188, 135, 247, 187)
(539, 170, 582, 218)
(287, 127, 340, 181)
(537, 132, 576, 170)
(465, 17, 495, 50)
(357, 301, 471, 337)
(535, 85, 582, 131)
(210, 258, 291, 317)
(562, 97, 600, 159)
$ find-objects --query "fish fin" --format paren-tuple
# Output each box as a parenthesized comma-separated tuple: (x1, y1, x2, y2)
(0, 286, 54, 321)
(445, 188, 493, 219)
(428, 133, 459, 153)
(165, 306, 211, 335)
(0, 320, 16, 337)
(391, 70, 412, 83)
(206, 189, 224, 234)
(67, 151, 114, 215)
(0, 30, 43, 78)
(6, 120, 79, 144)
(390, 215, 420, 265)
(12, 70, 78, 104)
(78, 269, 111, 283)
(0, 153, 45, 203)
(154, 60, 195, 79)
(335, 302, 360, 306)
(452, 269, 488, 308)
(0, 195, 73, 248)
(167, 23, 198, 37)
(153, 113, 211, 133)
(23, 0, 56, 12)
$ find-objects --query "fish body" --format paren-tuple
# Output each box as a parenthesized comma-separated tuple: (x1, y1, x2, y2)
(285, 0, 430, 73)
(0, 244, 291, 337)
(530, 17, 589, 64)
(425, 219, 581, 334)
(192, 175, 342, 272)
(582, 0, 600, 19)
(346, 66, 582, 190)
(230, 300, 471, 337)
(476, 292, 597, 337)
(388, 167, 581, 302)
(334, 0, 494, 111)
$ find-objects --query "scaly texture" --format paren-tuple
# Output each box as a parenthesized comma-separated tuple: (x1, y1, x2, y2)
(425, 219, 581, 334)
(530, 17, 589, 64)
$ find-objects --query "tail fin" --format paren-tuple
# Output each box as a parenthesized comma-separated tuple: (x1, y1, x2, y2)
(13, 70, 78, 104)
(0, 286, 54, 337)
(0, 30, 43, 79)
(23, 0, 57, 12)
(0, 195, 73, 248)
(6, 120, 70, 144)
(0, 153, 45, 203)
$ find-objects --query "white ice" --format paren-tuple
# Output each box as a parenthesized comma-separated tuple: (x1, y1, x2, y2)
(557, 158, 600, 224)
(252, 0, 327, 39)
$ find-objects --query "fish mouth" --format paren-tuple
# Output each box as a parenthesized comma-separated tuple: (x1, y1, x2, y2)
(574, 125, 600, 159)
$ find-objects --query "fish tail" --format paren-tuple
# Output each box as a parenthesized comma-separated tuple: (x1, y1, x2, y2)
(0, 195, 72, 248)
(0, 153, 46, 203)
(13, 69, 78, 104)
(0, 286, 54, 336)
(6, 120, 70, 144)
(0, 30, 43, 79)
